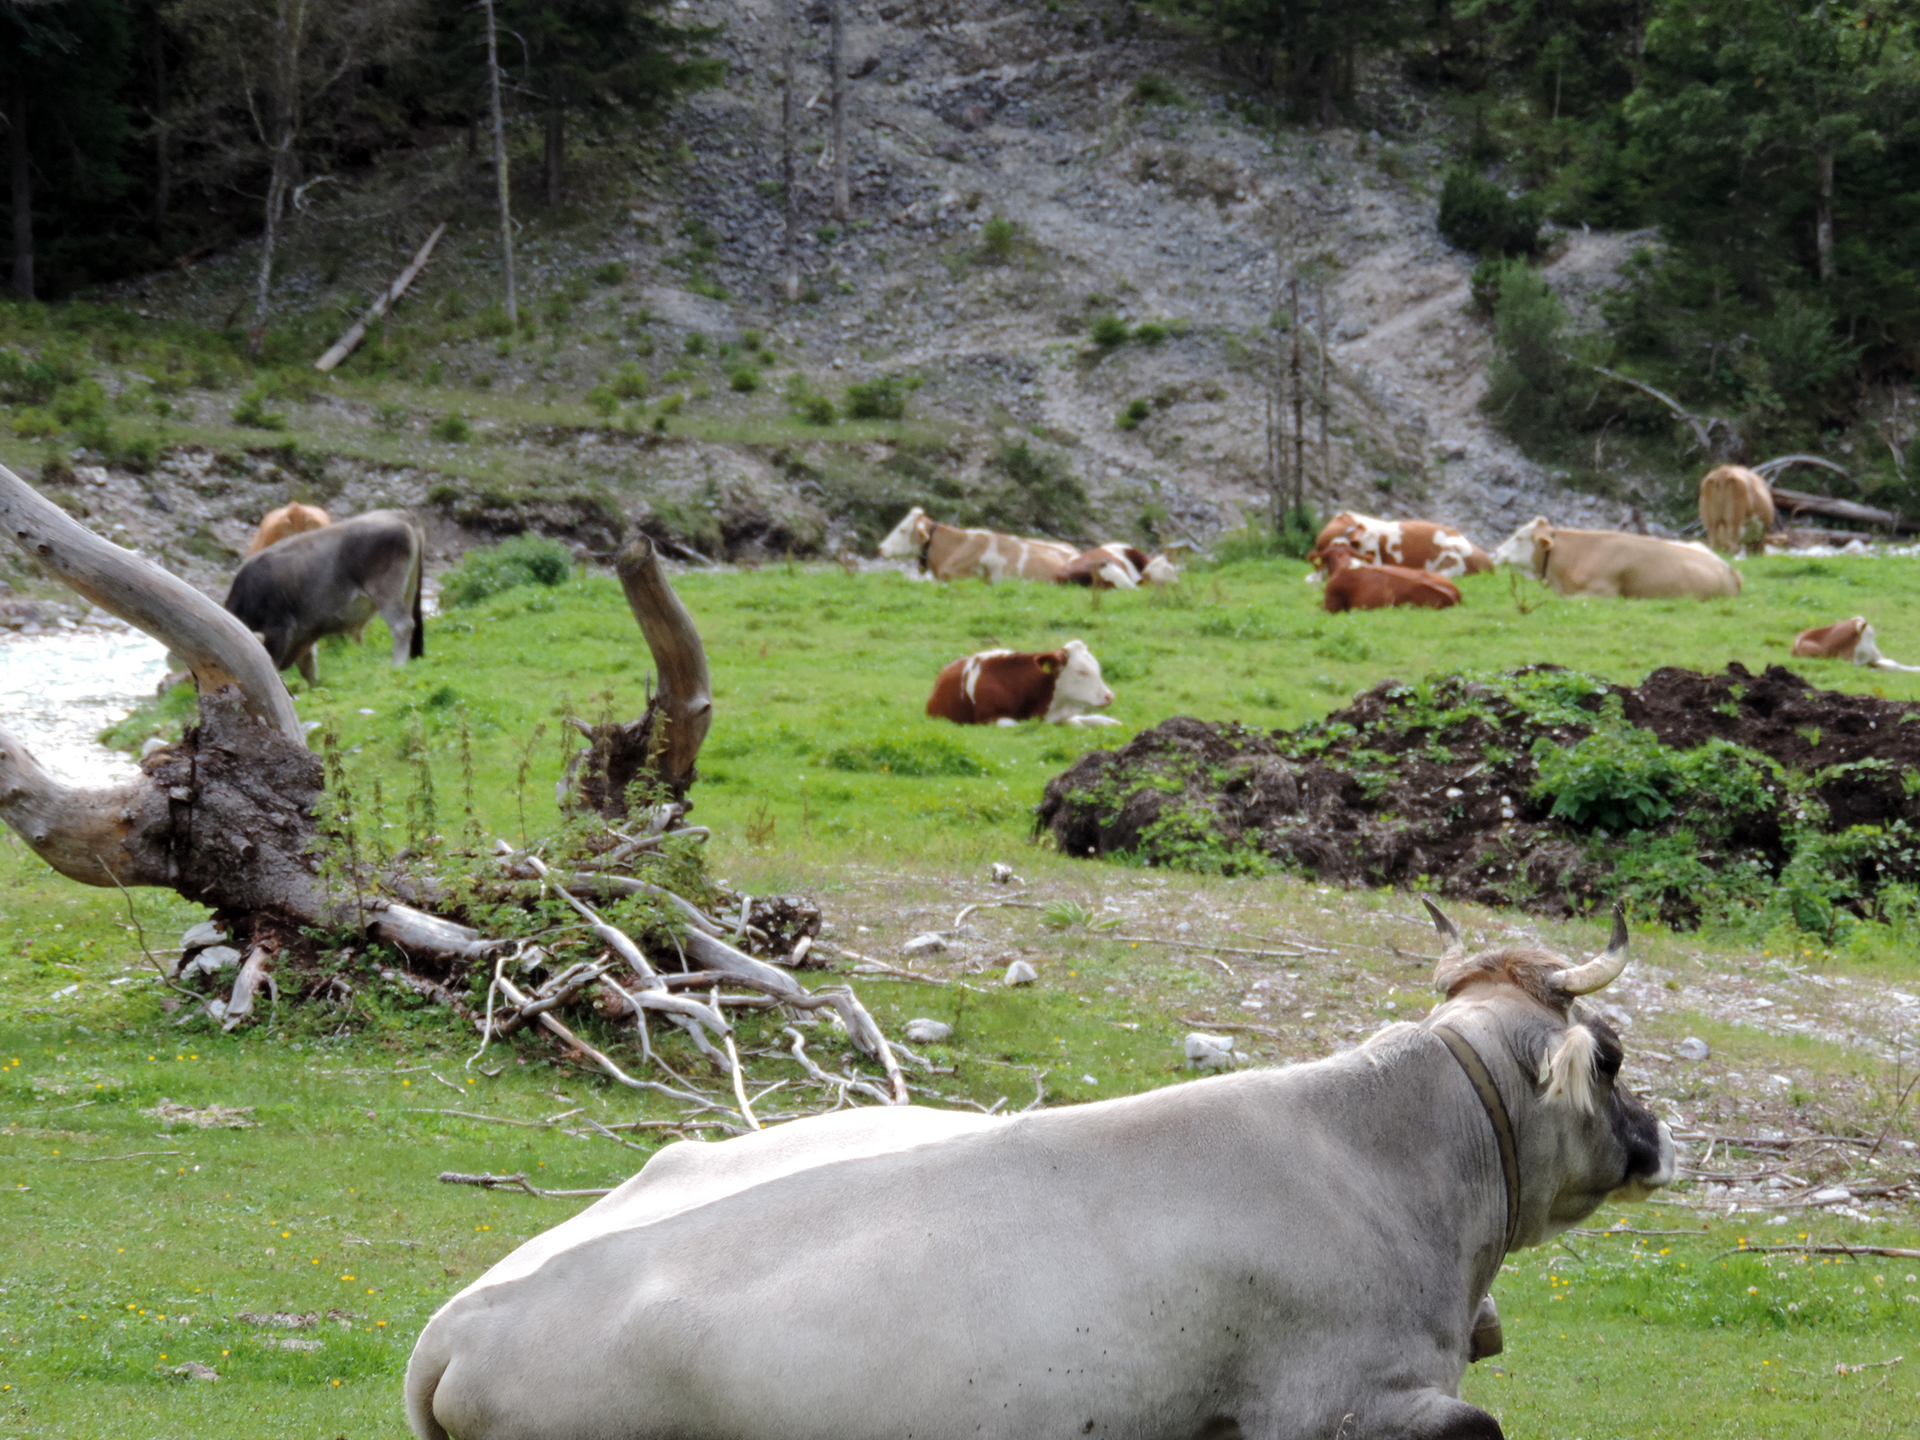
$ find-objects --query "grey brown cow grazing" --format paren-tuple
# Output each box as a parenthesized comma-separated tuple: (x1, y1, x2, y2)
(223, 510, 424, 685)
(405, 902, 1672, 1440)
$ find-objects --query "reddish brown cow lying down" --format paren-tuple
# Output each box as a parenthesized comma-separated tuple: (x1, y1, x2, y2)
(926, 640, 1120, 727)
(1321, 540, 1461, 614)
(1792, 617, 1920, 671)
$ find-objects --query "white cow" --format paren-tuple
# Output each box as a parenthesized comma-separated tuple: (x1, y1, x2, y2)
(407, 905, 1674, 1440)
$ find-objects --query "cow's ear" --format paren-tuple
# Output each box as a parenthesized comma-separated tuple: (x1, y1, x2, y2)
(1038, 654, 1062, 675)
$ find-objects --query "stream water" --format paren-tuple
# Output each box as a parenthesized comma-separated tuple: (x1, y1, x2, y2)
(0, 627, 171, 784)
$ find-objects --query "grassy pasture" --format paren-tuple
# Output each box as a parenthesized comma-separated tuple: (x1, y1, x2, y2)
(5, 549, 1920, 1435)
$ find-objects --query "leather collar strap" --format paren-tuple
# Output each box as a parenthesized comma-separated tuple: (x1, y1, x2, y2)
(1431, 1023, 1522, 1257)
(916, 534, 933, 573)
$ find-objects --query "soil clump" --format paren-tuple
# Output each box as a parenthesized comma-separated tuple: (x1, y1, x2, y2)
(1036, 664, 1920, 931)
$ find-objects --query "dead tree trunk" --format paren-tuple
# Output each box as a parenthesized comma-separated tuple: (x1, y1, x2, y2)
(562, 536, 714, 818)
(7, 72, 31, 300)
(782, 0, 800, 302)
(829, 0, 849, 223)
(482, 0, 517, 327)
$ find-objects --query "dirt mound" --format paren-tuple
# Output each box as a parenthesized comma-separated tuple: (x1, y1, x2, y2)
(1036, 665, 1920, 933)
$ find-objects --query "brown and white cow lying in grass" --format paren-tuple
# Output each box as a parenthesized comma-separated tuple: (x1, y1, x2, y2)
(246, 501, 331, 555)
(878, 507, 1075, 583)
(1308, 510, 1491, 581)
(1792, 616, 1920, 671)
(1054, 544, 1181, 589)
(1320, 540, 1461, 613)
(926, 641, 1119, 727)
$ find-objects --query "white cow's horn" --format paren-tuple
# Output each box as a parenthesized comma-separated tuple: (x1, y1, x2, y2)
(1551, 907, 1630, 996)
(1421, 896, 1466, 964)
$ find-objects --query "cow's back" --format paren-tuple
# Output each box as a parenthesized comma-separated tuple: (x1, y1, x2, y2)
(224, 510, 422, 662)
(1542, 529, 1739, 599)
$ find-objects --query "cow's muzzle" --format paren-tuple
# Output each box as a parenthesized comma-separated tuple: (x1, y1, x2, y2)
(1611, 1119, 1676, 1203)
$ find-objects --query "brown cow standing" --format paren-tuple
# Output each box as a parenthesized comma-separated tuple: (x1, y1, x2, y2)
(1308, 511, 1492, 578)
(248, 502, 332, 555)
(1698, 466, 1776, 554)
(1321, 540, 1461, 613)
(925, 640, 1119, 727)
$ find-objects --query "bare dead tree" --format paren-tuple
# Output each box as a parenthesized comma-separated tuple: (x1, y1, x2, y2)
(560, 536, 713, 817)
(829, 0, 848, 222)
(781, 0, 800, 301)
(0, 462, 906, 1104)
(480, 0, 517, 326)
(169, 0, 418, 351)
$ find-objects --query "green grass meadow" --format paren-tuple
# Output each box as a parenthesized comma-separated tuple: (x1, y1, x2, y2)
(5, 550, 1920, 1435)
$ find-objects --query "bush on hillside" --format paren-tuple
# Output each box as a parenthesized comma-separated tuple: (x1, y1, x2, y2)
(440, 534, 573, 609)
(844, 372, 918, 421)
(1438, 170, 1542, 257)
(1482, 258, 1581, 445)
(965, 439, 1090, 537)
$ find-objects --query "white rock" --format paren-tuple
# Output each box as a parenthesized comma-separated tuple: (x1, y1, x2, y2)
(902, 933, 947, 956)
(180, 921, 227, 951)
(182, 945, 242, 979)
(1184, 1032, 1236, 1070)
(990, 862, 1015, 885)
(206, 998, 228, 1022)
(1595, 1002, 1632, 1030)
(1676, 1036, 1711, 1061)
(140, 737, 169, 759)
(904, 1018, 952, 1044)
(1810, 1186, 1853, 1205)
(1003, 960, 1038, 986)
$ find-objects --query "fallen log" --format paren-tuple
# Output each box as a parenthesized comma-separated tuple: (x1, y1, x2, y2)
(313, 221, 447, 373)
(1769, 486, 1920, 535)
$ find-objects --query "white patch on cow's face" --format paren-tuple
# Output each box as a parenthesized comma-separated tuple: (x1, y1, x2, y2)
(1045, 639, 1114, 724)
(1431, 534, 1474, 576)
(1492, 517, 1553, 568)
(961, 649, 1015, 703)
(1538, 1025, 1601, 1114)
(1097, 562, 1138, 589)
(878, 507, 931, 559)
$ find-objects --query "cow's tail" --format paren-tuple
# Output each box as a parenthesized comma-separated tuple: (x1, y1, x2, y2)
(403, 1341, 452, 1440)
(410, 544, 426, 659)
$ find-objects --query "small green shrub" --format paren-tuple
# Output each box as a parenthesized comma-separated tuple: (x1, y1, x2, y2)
(1438, 170, 1542, 257)
(684, 332, 710, 357)
(608, 363, 648, 400)
(1532, 725, 1675, 831)
(587, 386, 620, 418)
(844, 372, 916, 421)
(1117, 397, 1153, 430)
(980, 214, 1018, 261)
(232, 388, 288, 431)
(474, 303, 514, 338)
(430, 412, 472, 443)
(439, 534, 574, 609)
(824, 736, 986, 778)
(729, 365, 760, 393)
(9, 407, 57, 439)
(1131, 73, 1179, 106)
(1132, 321, 1169, 346)
(375, 403, 407, 432)
(592, 261, 628, 285)
(1089, 313, 1131, 349)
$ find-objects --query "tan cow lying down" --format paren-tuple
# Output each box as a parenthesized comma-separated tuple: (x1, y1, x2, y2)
(403, 901, 1674, 1440)
(1492, 517, 1740, 599)
(246, 501, 331, 555)
(1792, 617, 1920, 671)
(1308, 510, 1492, 580)
(926, 641, 1119, 727)
(878, 506, 1075, 582)
(1054, 544, 1180, 589)
(1321, 540, 1461, 613)
(1698, 465, 1776, 554)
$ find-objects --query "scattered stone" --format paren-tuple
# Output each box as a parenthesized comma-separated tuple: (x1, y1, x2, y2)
(1184, 1033, 1237, 1070)
(1004, 960, 1038, 986)
(171, 1361, 219, 1381)
(902, 933, 947, 957)
(1677, 1036, 1711, 1061)
(180, 945, 242, 980)
(904, 1018, 953, 1044)
(179, 921, 226, 951)
(145, 1099, 256, 1129)
(139, 737, 168, 759)
(1809, 1186, 1853, 1205)
(990, 862, 1015, 885)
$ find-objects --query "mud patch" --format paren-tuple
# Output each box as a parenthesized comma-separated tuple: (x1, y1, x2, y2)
(1036, 665, 1920, 932)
